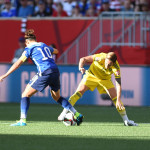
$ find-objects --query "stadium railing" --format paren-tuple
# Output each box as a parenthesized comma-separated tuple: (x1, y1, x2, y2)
(57, 12, 150, 64)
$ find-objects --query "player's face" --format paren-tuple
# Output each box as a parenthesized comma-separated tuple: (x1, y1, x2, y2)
(105, 58, 113, 69)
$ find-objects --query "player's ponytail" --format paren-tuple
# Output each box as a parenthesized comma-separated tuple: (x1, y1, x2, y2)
(25, 29, 36, 40)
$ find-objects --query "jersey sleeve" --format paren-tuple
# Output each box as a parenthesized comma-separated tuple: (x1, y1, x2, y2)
(112, 61, 121, 78)
(24, 47, 31, 58)
(20, 47, 30, 62)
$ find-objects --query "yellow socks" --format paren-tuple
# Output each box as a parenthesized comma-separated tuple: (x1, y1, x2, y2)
(69, 91, 82, 106)
(112, 97, 126, 116)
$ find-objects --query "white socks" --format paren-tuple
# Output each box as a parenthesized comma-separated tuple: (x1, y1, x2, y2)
(121, 114, 129, 122)
(69, 107, 77, 114)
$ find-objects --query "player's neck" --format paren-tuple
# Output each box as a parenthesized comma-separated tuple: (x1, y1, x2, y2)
(27, 41, 37, 47)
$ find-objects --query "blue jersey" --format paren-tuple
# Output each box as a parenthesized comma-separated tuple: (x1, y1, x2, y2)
(24, 42, 58, 75)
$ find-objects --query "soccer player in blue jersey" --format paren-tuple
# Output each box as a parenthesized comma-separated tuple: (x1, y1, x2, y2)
(0, 29, 83, 126)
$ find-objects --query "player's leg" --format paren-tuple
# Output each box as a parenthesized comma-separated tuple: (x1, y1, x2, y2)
(106, 87, 127, 117)
(50, 89, 77, 112)
(50, 89, 84, 125)
(11, 84, 38, 126)
(68, 71, 98, 106)
(11, 73, 42, 126)
(49, 71, 85, 125)
(20, 84, 37, 119)
(107, 87, 138, 126)
(67, 71, 97, 107)
(69, 82, 89, 106)
(49, 73, 79, 114)
(58, 72, 98, 121)
(57, 83, 89, 120)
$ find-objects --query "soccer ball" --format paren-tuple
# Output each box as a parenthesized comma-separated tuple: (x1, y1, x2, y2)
(63, 112, 77, 126)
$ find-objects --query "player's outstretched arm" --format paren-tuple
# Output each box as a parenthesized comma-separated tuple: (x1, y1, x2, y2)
(79, 55, 93, 74)
(0, 58, 24, 82)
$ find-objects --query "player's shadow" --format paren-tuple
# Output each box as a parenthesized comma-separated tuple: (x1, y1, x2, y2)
(0, 134, 150, 150)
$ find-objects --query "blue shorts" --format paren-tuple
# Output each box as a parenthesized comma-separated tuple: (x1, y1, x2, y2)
(29, 68, 60, 92)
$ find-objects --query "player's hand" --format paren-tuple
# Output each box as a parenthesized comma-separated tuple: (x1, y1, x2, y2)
(0, 75, 6, 82)
(79, 68, 85, 74)
(0, 76, 4, 82)
(116, 100, 125, 111)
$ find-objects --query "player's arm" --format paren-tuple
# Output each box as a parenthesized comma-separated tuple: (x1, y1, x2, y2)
(0, 55, 26, 82)
(115, 72, 125, 110)
(115, 77, 121, 101)
(52, 48, 59, 54)
(113, 61, 122, 100)
(79, 55, 93, 74)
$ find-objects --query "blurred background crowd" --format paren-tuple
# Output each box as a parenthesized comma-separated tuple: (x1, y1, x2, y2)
(0, 0, 149, 18)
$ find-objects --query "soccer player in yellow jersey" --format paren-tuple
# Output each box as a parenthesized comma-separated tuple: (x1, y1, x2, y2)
(58, 52, 138, 126)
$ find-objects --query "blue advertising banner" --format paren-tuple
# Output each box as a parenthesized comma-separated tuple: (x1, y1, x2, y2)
(2, 64, 97, 105)
(0, 64, 149, 106)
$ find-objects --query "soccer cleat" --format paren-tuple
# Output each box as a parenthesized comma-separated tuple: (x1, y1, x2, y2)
(10, 119, 27, 126)
(74, 112, 84, 126)
(58, 110, 69, 121)
(124, 120, 138, 126)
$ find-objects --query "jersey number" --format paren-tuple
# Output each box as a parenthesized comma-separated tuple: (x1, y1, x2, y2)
(37, 47, 52, 60)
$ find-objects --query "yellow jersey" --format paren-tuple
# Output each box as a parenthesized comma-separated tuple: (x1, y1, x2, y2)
(88, 53, 121, 80)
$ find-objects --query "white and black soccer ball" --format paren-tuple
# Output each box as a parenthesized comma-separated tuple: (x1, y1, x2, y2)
(63, 112, 77, 126)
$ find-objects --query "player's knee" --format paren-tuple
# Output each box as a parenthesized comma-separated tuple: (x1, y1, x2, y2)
(77, 90, 85, 95)
(51, 89, 60, 100)
(77, 84, 88, 94)
(22, 92, 31, 98)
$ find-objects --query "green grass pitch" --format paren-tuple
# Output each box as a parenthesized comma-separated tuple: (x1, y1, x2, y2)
(0, 103, 150, 150)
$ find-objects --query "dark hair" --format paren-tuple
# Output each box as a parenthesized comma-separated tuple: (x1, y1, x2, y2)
(50, 43, 56, 48)
(25, 29, 36, 40)
(106, 52, 117, 63)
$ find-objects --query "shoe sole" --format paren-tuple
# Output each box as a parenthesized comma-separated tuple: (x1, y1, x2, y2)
(10, 123, 27, 126)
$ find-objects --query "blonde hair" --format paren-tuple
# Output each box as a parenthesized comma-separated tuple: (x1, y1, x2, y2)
(106, 52, 117, 63)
